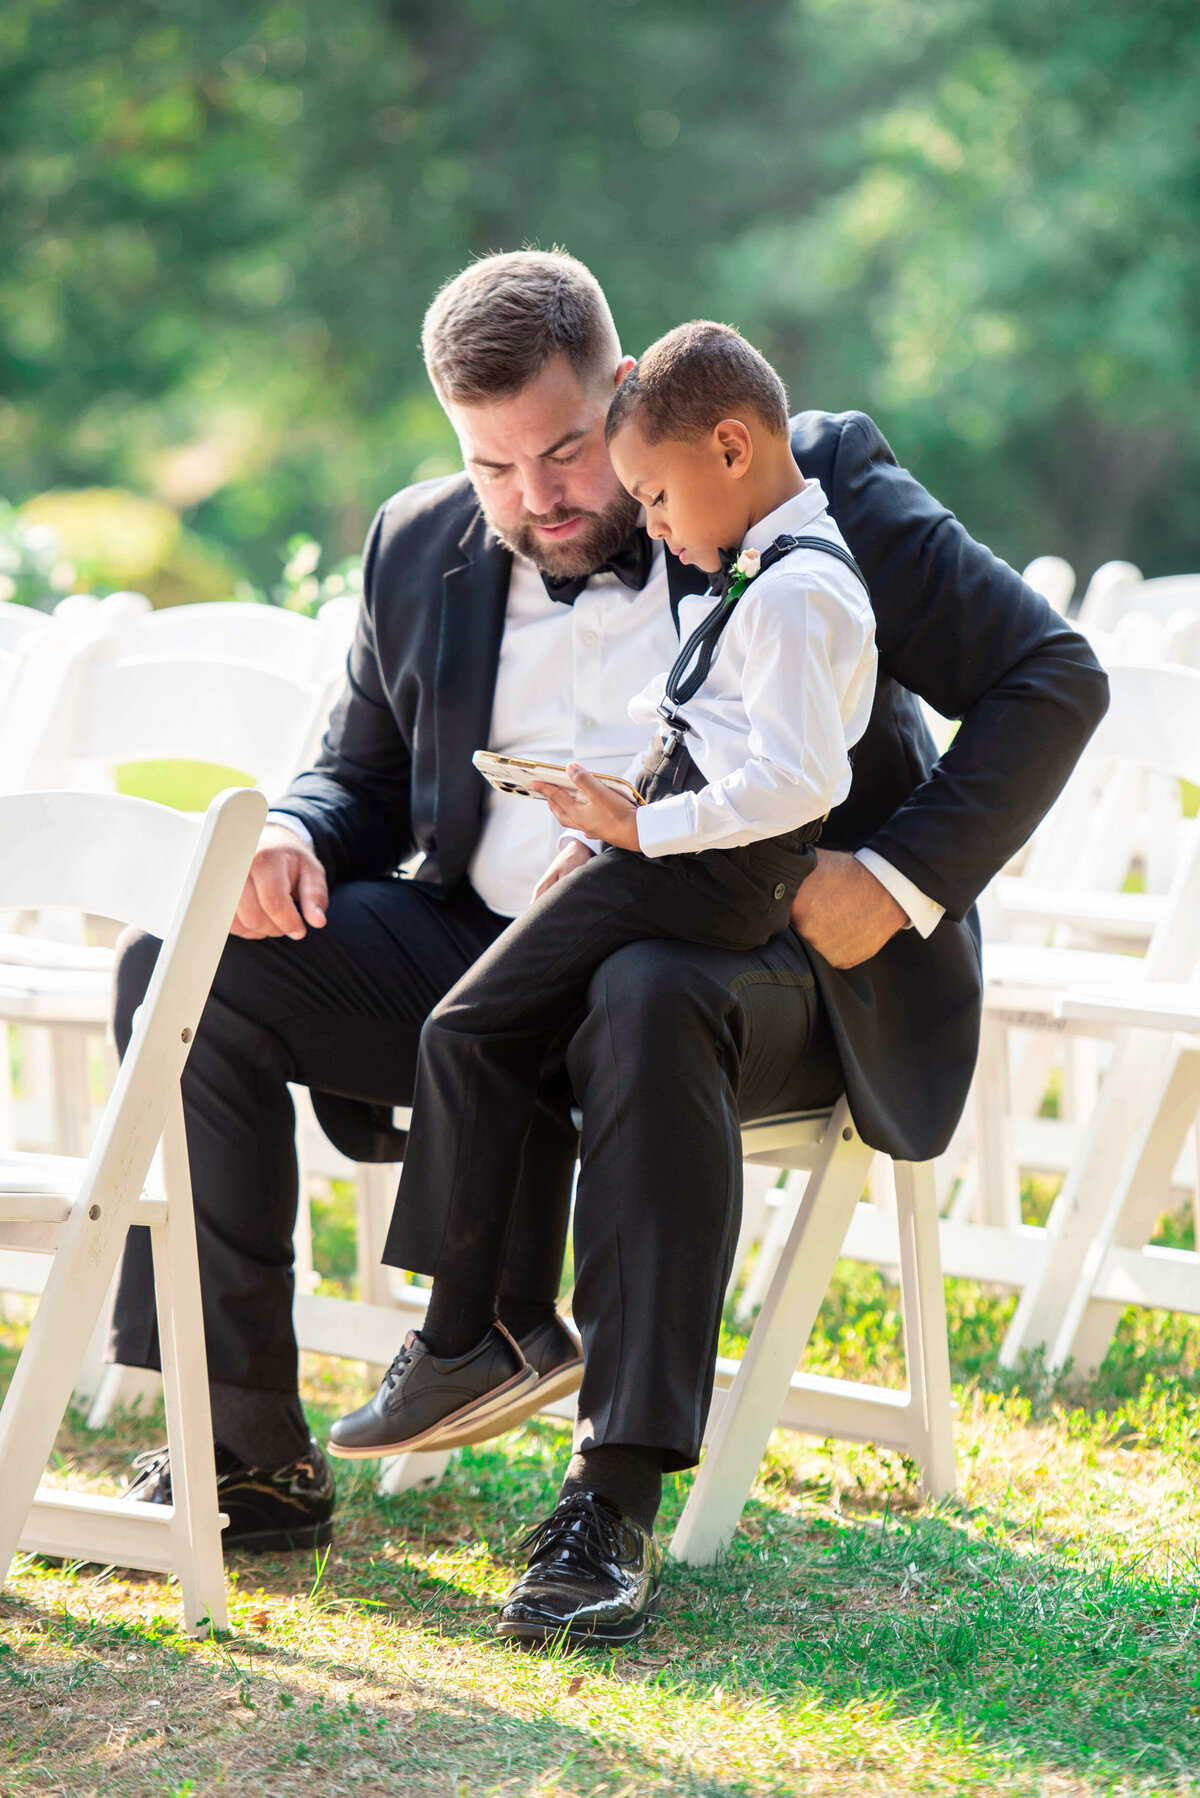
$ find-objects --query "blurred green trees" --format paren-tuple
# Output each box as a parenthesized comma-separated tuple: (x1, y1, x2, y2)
(1, 0, 1197, 596)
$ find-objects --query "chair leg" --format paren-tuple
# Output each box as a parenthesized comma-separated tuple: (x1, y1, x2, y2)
(0, 1195, 129, 1589)
(670, 1097, 874, 1567)
(154, 1092, 228, 1635)
(893, 1161, 956, 1499)
(49, 1027, 93, 1158)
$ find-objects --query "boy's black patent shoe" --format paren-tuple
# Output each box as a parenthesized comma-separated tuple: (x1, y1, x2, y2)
(123, 1438, 335, 1554)
(429, 1313, 583, 1448)
(327, 1323, 537, 1458)
(496, 1491, 662, 1649)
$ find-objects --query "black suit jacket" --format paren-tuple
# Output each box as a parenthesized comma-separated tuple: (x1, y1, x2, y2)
(278, 410, 1108, 1160)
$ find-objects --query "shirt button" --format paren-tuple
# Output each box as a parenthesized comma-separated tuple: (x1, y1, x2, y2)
(582, 630, 598, 646)
(774, 883, 786, 901)
(581, 717, 597, 732)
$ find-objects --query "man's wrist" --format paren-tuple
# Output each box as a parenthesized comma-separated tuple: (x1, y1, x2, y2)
(265, 811, 315, 850)
(854, 847, 945, 940)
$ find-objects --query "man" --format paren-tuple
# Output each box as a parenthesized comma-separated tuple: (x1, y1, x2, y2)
(112, 250, 1107, 1639)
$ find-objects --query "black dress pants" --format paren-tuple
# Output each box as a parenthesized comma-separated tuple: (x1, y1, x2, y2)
(109, 877, 577, 1394)
(111, 870, 843, 1470)
(386, 840, 841, 1470)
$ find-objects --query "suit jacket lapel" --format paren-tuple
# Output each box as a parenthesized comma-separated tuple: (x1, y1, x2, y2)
(432, 509, 512, 884)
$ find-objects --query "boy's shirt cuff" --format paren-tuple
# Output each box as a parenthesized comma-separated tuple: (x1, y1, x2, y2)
(854, 847, 944, 938)
(634, 795, 699, 858)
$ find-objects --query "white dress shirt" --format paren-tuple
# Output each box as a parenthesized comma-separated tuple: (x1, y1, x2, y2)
(269, 507, 946, 935)
(629, 482, 876, 858)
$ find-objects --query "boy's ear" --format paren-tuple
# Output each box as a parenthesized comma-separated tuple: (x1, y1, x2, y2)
(714, 418, 753, 476)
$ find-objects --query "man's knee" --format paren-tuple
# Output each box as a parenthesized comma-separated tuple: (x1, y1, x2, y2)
(111, 927, 162, 1055)
(585, 940, 723, 1051)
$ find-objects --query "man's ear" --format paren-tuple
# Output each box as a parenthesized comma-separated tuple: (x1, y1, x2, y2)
(714, 418, 753, 476)
(613, 356, 636, 389)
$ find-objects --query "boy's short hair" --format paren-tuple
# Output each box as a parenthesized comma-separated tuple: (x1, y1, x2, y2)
(423, 249, 620, 404)
(605, 321, 789, 445)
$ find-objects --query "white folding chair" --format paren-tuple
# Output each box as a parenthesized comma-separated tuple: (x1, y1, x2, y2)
(1000, 816, 1200, 1372)
(671, 1098, 955, 1565)
(0, 786, 266, 1634)
(1021, 556, 1075, 616)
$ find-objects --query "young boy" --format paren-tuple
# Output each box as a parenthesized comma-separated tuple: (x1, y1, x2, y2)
(329, 321, 876, 1475)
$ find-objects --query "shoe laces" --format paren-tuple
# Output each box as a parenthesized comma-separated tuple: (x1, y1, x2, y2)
(517, 1491, 623, 1573)
(382, 1340, 417, 1391)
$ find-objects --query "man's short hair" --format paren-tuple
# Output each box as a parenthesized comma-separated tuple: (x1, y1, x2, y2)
(605, 321, 790, 445)
(422, 250, 620, 404)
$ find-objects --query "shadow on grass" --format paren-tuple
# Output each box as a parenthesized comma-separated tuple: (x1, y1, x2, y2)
(390, 1432, 1200, 1790)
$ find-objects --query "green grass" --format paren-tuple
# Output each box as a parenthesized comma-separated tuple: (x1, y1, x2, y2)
(4, 1240, 1200, 1796)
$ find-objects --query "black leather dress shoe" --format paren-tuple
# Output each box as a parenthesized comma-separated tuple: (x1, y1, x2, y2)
(327, 1323, 536, 1458)
(124, 1439, 335, 1553)
(496, 1491, 662, 1649)
(427, 1313, 584, 1449)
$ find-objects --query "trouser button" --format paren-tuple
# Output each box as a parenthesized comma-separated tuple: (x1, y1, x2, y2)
(773, 882, 786, 901)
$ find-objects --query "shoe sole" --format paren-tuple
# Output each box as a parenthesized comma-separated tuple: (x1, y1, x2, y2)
(223, 1518, 335, 1555)
(495, 1581, 660, 1650)
(418, 1356, 584, 1450)
(326, 1365, 540, 1460)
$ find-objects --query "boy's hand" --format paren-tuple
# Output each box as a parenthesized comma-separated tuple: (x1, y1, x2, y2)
(533, 838, 595, 901)
(530, 764, 641, 851)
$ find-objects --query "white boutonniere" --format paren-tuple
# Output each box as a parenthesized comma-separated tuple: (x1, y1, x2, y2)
(724, 546, 762, 603)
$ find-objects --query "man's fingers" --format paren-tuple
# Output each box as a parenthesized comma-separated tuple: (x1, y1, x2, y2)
(233, 878, 276, 939)
(297, 857, 329, 929)
(254, 859, 308, 940)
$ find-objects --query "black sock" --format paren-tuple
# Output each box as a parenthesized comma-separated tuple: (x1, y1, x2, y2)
(420, 1279, 497, 1360)
(209, 1383, 310, 1473)
(560, 1443, 663, 1535)
(496, 1294, 559, 1342)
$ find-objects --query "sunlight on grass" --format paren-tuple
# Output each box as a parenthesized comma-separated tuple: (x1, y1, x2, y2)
(3, 1269, 1200, 1796)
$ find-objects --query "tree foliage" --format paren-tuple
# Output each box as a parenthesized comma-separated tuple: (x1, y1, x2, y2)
(1, 0, 1196, 592)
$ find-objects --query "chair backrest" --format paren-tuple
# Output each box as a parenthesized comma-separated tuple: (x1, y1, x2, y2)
(4, 641, 325, 797)
(0, 786, 266, 1248)
(1084, 662, 1200, 788)
(0, 790, 228, 936)
(0, 603, 51, 653)
(1021, 556, 1075, 615)
(1079, 568, 1200, 633)
(1076, 561, 1143, 630)
(110, 602, 334, 684)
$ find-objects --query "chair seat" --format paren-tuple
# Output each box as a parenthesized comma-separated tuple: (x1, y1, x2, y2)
(982, 943, 1145, 1018)
(0, 961, 111, 1024)
(0, 933, 115, 972)
(0, 1151, 159, 1232)
(990, 879, 1167, 942)
(1058, 982, 1200, 1035)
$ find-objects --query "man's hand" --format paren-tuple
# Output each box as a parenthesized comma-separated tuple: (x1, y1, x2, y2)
(790, 849, 907, 969)
(532, 838, 595, 901)
(232, 824, 330, 941)
(530, 764, 640, 851)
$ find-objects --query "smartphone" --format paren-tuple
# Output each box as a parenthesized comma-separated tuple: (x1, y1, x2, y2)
(472, 751, 644, 805)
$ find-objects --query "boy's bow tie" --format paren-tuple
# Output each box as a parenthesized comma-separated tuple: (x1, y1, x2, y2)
(540, 528, 654, 607)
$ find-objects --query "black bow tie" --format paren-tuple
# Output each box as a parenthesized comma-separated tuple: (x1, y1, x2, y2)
(711, 547, 742, 600)
(540, 528, 655, 607)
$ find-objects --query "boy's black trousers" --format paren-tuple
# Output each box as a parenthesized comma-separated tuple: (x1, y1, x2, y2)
(385, 832, 832, 1468)
(110, 854, 842, 1472)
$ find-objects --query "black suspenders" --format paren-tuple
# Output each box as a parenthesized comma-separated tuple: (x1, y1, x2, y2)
(657, 534, 869, 743)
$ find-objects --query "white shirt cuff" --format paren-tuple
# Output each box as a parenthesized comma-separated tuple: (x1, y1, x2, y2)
(855, 847, 944, 939)
(634, 794, 697, 857)
(558, 828, 602, 858)
(265, 811, 314, 849)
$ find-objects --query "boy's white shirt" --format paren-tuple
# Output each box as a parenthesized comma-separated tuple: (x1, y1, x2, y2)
(268, 483, 947, 936)
(620, 480, 876, 859)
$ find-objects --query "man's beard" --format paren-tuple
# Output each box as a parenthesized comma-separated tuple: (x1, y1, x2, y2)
(481, 487, 642, 580)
